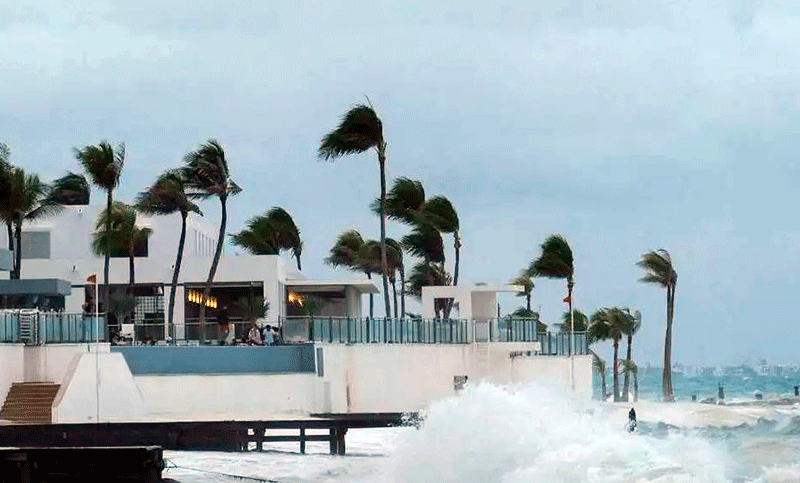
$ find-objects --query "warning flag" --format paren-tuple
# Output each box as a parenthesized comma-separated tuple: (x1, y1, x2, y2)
(563, 295, 571, 304)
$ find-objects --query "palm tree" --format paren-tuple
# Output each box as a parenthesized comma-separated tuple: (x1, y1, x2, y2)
(374, 177, 426, 225)
(528, 235, 575, 351)
(92, 202, 153, 290)
(230, 207, 303, 270)
(588, 307, 634, 402)
(510, 272, 534, 312)
(181, 140, 241, 341)
(320, 103, 391, 318)
(637, 249, 678, 402)
(622, 310, 642, 402)
(75, 141, 125, 316)
(401, 223, 445, 264)
(592, 352, 608, 400)
(419, 196, 461, 283)
(135, 171, 201, 337)
(622, 359, 639, 402)
(325, 230, 376, 317)
(559, 309, 588, 332)
(2, 167, 62, 279)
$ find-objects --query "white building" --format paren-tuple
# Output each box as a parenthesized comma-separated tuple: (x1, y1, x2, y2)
(0, 205, 377, 339)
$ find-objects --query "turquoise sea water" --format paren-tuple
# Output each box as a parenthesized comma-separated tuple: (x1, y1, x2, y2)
(613, 369, 800, 402)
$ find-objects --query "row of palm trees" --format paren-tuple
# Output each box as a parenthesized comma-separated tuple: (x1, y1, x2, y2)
(512, 234, 678, 402)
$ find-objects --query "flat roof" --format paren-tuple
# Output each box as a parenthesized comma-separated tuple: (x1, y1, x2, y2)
(286, 280, 380, 294)
(0, 278, 72, 296)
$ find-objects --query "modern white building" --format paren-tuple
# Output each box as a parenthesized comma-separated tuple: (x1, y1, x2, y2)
(0, 205, 377, 340)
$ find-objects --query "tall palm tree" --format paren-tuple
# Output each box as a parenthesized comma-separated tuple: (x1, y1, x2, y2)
(591, 352, 608, 400)
(374, 177, 426, 225)
(230, 207, 303, 270)
(2, 167, 63, 279)
(401, 223, 445, 264)
(510, 272, 534, 312)
(325, 230, 375, 317)
(622, 310, 642, 402)
(320, 103, 391, 318)
(638, 249, 678, 402)
(588, 307, 634, 402)
(559, 309, 588, 332)
(75, 141, 125, 316)
(92, 202, 153, 290)
(135, 171, 201, 337)
(181, 140, 241, 341)
(528, 235, 575, 351)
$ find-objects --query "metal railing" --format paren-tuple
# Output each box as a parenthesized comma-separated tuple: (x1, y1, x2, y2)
(1, 311, 107, 345)
(539, 331, 589, 356)
(281, 317, 473, 344)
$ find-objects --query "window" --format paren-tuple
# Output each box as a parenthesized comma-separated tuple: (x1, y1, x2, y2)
(21, 231, 51, 259)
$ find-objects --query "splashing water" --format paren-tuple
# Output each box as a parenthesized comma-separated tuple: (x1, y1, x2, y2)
(385, 383, 732, 483)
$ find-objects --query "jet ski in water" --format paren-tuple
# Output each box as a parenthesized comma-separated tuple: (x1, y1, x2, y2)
(626, 408, 637, 433)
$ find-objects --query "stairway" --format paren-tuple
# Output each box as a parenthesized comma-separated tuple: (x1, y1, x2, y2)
(0, 382, 60, 424)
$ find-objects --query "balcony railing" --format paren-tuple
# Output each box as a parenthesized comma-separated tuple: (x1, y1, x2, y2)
(0, 311, 106, 345)
(1, 312, 589, 355)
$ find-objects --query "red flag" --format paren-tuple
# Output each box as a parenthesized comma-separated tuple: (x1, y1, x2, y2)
(86, 274, 97, 284)
(563, 295, 571, 304)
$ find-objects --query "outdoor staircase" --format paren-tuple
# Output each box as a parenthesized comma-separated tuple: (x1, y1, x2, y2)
(0, 382, 60, 424)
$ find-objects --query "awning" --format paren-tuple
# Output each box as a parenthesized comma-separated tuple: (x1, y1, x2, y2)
(0, 279, 72, 296)
(286, 279, 379, 294)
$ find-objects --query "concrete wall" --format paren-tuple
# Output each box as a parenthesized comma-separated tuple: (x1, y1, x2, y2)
(22, 344, 96, 383)
(53, 350, 145, 423)
(316, 342, 591, 413)
(133, 373, 318, 420)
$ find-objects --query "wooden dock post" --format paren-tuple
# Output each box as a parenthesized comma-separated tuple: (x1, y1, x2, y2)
(300, 427, 306, 454)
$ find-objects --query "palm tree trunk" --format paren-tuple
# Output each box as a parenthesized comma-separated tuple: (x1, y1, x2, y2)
(663, 284, 675, 402)
(366, 272, 374, 318)
(128, 253, 135, 287)
(526, 293, 531, 312)
(392, 278, 398, 319)
(13, 218, 22, 280)
(634, 372, 639, 402)
(601, 372, 607, 400)
(103, 190, 112, 334)
(623, 334, 632, 402)
(613, 337, 620, 402)
(378, 150, 391, 319)
(199, 195, 227, 343)
(167, 211, 188, 340)
(6, 222, 15, 279)
(567, 279, 574, 354)
(400, 265, 406, 318)
(296, 256, 302, 271)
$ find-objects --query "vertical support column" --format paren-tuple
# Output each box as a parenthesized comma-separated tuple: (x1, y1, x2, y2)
(337, 426, 347, 455)
(299, 427, 306, 454)
(329, 428, 336, 455)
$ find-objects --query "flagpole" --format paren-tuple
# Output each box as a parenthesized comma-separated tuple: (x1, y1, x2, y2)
(570, 290, 575, 391)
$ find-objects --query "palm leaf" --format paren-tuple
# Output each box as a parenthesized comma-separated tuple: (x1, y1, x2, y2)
(74, 141, 124, 191)
(135, 170, 201, 216)
(318, 105, 383, 160)
(371, 177, 426, 223)
(405, 262, 452, 299)
(47, 172, 90, 205)
(419, 195, 459, 233)
(528, 234, 574, 280)
(637, 249, 676, 287)
(325, 230, 366, 270)
(510, 273, 534, 296)
(559, 309, 588, 332)
(401, 224, 445, 263)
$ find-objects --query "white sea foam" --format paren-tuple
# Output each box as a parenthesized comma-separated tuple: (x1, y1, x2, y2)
(163, 382, 800, 483)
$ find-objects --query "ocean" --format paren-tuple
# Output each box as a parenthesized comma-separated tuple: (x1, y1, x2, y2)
(162, 373, 800, 483)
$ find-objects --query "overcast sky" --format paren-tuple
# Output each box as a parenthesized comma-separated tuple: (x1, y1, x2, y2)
(2, 0, 799, 366)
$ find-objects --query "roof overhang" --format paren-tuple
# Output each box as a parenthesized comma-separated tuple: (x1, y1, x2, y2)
(0, 278, 72, 296)
(0, 250, 11, 272)
(286, 280, 380, 294)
